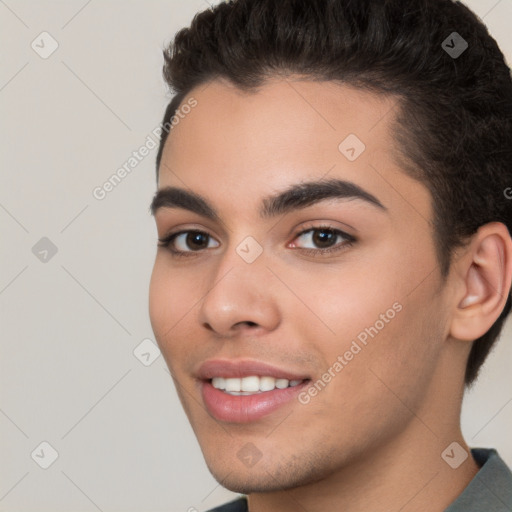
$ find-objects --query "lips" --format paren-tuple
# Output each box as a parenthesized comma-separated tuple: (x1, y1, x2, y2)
(197, 359, 311, 423)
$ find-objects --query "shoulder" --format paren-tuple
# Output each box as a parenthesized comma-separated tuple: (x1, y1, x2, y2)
(445, 448, 512, 511)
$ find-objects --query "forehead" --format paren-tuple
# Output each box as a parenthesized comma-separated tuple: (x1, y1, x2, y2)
(162, 77, 398, 166)
(158, 77, 431, 224)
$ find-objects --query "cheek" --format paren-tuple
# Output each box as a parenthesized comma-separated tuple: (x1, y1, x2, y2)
(302, 237, 440, 348)
(285, 257, 401, 345)
(289, 246, 444, 399)
(148, 259, 199, 353)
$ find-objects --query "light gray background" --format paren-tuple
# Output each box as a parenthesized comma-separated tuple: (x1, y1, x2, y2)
(0, 1, 511, 511)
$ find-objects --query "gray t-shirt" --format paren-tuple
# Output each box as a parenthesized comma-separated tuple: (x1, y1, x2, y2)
(207, 448, 512, 511)
(445, 448, 512, 511)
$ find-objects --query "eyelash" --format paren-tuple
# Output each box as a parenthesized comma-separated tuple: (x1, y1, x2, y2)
(157, 224, 356, 259)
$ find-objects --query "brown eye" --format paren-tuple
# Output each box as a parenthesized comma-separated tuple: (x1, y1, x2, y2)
(311, 229, 338, 248)
(289, 225, 356, 257)
(293, 227, 351, 250)
(185, 232, 210, 250)
(158, 230, 220, 254)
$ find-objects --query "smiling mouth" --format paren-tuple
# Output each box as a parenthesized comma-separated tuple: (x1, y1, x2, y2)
(209, 376, 309, 395)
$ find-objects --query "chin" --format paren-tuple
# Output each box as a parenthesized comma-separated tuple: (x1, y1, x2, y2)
(204, 451, 336, 494)
(206, 466, 295, 494)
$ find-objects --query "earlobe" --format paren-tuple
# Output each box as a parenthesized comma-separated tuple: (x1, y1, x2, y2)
(450, 224, 512, 342)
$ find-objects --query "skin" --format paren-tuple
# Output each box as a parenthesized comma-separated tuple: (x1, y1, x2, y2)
(149, 77, 512, 511)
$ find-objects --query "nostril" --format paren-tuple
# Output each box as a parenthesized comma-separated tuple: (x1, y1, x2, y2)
(234, 321, 259, 329)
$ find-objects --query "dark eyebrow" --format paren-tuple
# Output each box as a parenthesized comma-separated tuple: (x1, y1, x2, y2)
(260, 178, 386, 218)
(150, 178, 386, 220)
(150, 187, 221, 221)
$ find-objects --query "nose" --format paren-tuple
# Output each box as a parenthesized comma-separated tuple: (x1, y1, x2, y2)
(198, 247, 281, 337)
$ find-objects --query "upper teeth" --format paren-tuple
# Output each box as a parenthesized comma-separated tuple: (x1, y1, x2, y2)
(212, 376, 303, 394)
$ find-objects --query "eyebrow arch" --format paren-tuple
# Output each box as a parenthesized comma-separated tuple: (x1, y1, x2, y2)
(149, 178, 387, 220)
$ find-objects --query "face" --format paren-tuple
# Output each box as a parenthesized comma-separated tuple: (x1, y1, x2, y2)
(149, 78, 453, 492)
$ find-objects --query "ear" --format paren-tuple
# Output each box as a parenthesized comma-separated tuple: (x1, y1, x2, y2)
(450, 222, 512, 342)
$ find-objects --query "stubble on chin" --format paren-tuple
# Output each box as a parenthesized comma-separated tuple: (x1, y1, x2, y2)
(204, 448, 338, 494)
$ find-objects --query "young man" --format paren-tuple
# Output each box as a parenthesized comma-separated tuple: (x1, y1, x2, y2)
(148, 0, 512, 510)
